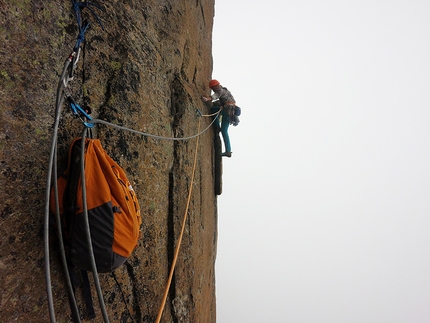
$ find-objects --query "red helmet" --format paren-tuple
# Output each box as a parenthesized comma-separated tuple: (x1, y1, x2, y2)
(209, 79, 220, 88)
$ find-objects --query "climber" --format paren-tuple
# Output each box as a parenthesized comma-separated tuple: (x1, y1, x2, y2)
(202, 79, 236, 158)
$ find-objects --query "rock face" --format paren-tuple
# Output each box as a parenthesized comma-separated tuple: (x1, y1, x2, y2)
(0, 1, 218, 322)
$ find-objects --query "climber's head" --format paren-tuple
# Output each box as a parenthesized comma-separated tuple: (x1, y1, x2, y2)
(209, 79, 221, 90)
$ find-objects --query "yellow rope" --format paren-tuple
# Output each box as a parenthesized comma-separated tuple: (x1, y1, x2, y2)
(155, 118, 202, 323)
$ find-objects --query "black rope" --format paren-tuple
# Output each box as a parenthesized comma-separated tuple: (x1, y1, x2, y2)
(111, 271, 137, 323)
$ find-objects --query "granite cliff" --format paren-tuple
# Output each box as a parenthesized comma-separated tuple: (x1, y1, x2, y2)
(0, 1, 219, 322)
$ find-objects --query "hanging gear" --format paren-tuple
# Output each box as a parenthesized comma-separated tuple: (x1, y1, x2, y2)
(51, 137, 142, 273)
(50, 137, 142, 321)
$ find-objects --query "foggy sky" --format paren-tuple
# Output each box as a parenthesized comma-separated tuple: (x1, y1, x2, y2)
(212, 1, 430, 322)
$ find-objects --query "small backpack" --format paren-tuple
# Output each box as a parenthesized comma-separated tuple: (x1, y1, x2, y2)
(51, 138, 142, 273)
(234, 105, 241, 116)
(230, 105, 241, 126)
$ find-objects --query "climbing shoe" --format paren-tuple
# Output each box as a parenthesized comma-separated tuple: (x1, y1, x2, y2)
(221, 152, 232, 158)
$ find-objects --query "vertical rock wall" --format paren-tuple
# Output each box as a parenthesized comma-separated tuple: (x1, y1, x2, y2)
(0, 1, 218, 322)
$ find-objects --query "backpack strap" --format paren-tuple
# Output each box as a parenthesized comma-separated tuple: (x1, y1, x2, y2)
(66, 261, 82, 323)
(66, 261, 96, 321)
(81, 270, 96, 319)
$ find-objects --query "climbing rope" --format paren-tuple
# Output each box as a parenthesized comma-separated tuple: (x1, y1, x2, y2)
(200, 110, 221, 117)
(45, 34, 83, 323)
(44, 2, 105, 322)
(79, 127, 110, 323)
(89, 113, 218, 141)
(155, 118, 203, 323)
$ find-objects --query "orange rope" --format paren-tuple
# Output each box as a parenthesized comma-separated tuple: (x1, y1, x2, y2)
(155, 118, 202, 323)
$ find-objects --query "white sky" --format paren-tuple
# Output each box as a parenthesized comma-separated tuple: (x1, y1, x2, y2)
(212, 1, 430, 322)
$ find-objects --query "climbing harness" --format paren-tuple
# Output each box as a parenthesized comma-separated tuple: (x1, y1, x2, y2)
(44, 2, 219, 322)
